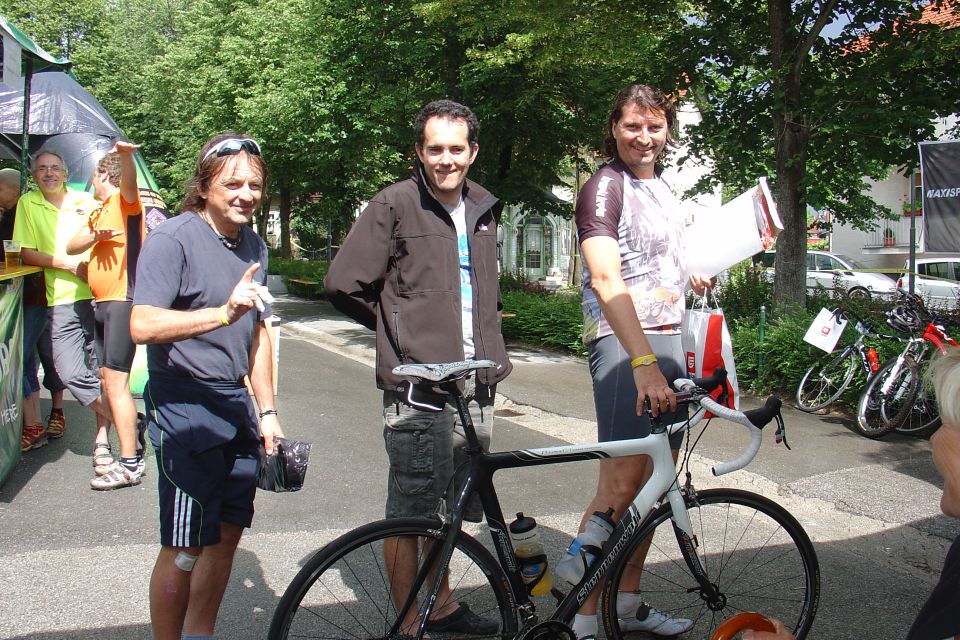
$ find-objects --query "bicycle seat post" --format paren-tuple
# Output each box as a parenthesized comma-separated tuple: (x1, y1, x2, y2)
(441, 380, 484, 453)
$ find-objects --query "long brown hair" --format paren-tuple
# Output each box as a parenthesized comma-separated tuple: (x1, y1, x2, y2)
(180, 132, 270, 213)
(603, 84, 678, 163)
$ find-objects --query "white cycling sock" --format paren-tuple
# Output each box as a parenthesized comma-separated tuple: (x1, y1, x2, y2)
(572, 613, 597, 639)
(616, 591, 642, 618)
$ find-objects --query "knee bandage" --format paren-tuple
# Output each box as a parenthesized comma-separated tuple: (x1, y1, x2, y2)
(175, 551, 199, 572)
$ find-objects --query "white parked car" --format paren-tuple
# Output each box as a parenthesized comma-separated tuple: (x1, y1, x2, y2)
(759, 250, 896, 300)
(897, 256, 960, 308)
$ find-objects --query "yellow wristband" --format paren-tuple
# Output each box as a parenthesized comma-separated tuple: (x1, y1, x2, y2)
(631, 354, 658, 368)
(219, 310, 231, 327)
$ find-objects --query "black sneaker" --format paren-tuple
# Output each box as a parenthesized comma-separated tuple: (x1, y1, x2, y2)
(424, 603, 499, 635)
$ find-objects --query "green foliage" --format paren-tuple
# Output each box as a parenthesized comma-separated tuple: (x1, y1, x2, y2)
(267, 258, 328, 298)
(3, 0, 689, 240)
(674, 0, 960, 309)
(8, 0, 957, 320)
(709, 263, 772, 324)
(499, 270, 547, 294)
(267, 258, 329, 280)
(500, 288, 586, 356)
(732, 310, 820, 395)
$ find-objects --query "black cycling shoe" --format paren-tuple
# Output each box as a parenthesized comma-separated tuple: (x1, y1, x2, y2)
(424, 603, 499, 635)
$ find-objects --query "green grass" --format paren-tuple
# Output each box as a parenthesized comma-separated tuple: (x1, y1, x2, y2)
(268, 258, 329, 298)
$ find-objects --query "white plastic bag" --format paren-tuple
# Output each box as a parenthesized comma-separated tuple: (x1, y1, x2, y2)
(803, 308, 847, 353)
(682, 294, 740, 411)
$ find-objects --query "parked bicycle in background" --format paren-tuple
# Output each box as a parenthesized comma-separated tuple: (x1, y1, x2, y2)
(795, 306, 898, 413)
(855, 290, 958, 439)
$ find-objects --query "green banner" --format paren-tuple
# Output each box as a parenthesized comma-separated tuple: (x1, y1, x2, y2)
(0, 277, 24, 487)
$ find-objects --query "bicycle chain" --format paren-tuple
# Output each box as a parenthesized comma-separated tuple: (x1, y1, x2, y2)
(517, 620, 577, 640)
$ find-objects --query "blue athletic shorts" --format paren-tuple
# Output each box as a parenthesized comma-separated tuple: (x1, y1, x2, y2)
(146, 376, 260, 548)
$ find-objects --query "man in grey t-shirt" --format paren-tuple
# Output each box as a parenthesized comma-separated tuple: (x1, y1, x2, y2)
(131, 134, 282, 640)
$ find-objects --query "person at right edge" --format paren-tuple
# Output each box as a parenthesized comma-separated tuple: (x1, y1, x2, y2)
(570, 84, 714, 639)
(324, 99, 512, 636)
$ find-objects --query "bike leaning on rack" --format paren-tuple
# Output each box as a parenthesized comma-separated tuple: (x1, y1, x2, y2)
(855, 291, 958, 439)
(795, 307, 892, 413)
(269, 361, 820, 640)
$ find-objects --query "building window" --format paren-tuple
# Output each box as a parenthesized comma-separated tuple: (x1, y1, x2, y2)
(518, 216, 554, 274)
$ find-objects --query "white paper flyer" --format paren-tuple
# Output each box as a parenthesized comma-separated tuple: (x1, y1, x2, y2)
(685, 177, 783, 277)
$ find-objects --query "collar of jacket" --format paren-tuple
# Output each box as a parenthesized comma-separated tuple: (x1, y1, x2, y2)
(410, 158, 502, 228)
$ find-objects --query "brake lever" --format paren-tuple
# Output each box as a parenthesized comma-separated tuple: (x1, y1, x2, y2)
(773, 412, 791, 450)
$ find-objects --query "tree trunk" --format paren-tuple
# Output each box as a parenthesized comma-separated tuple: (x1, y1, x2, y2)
(769, 0, 810, 313)
(256, 198, 269, 240)
(567, 159, 583, 287)
(771, 114, 809, 313)
(279, 185, 292, 259)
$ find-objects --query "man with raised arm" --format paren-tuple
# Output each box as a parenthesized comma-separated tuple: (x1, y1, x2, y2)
(325, 99, 512, 635)
(130, 133, 282, 640)
(67, 141, 146, 489)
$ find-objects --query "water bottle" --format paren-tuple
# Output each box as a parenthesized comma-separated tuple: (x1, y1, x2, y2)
(509, 513, 553, 596)
(866, 348, 880, 373)
(554, 508, 616, 585)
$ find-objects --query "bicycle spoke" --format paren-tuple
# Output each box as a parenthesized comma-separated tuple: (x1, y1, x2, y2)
(604, 491, 818, 640)
(271, 520, 515, 640)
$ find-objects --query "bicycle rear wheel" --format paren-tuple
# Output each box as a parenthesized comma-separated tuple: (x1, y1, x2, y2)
(600, 489, 820, 640)
(795, 349, 857, 412)
(854, 357, 919, 439)
(895, 355, 942, 437)
(269, 517, 517, 640)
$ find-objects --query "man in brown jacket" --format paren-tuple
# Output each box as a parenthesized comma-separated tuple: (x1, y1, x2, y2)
(325, 99, 511, 635)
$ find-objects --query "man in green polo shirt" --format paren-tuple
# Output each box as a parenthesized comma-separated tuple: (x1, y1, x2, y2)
(13, 149, 114, 474)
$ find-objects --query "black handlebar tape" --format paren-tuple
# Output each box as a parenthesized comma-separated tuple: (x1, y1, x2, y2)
(744, 396, 783, 429)
(690, 367, 728, 394)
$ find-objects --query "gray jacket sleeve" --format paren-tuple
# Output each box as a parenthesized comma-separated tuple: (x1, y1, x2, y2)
(323, 198, 394, 331)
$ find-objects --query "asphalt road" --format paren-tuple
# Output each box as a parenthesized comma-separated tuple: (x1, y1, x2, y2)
(0, 294, 956, 639)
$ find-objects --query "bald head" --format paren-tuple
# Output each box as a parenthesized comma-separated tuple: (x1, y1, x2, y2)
(0, 168, 21, 210)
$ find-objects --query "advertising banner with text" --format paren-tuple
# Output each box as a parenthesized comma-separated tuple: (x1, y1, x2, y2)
(920, 140, 960, 253)
(0, 277, 23, 487)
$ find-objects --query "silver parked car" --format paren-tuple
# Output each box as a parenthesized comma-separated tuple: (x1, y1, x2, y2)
(898, 256, 960, 308)
(760, 250, 896, 300)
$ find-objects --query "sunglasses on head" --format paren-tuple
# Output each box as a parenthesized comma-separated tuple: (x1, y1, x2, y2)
(202, 138, 262, 162)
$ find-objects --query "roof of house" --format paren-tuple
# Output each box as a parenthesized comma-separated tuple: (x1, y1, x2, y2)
(918, 0, 960, 29)
(848, 0, 959, 52)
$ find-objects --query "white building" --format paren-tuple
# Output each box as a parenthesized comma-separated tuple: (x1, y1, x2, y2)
(830, 115, 959, 272)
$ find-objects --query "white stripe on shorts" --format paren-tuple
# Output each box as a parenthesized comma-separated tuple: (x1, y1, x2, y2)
(174, 488, 192, 547)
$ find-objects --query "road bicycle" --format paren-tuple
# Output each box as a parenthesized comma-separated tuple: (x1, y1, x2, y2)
(270, 361, 820, 640)
(855, 291, 958, 439)
(795, 307, 896, 412)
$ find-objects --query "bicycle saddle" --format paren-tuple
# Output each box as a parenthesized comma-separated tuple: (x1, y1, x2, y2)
(393, 359, 499, 382)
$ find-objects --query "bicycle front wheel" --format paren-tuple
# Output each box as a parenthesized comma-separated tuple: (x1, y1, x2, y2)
(855, 357, 919, 439)
(269, 517, 517, 640)
(895, 354, 942, 437)
(600, 489, 820, 640)
(795, 349, 857, 412)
